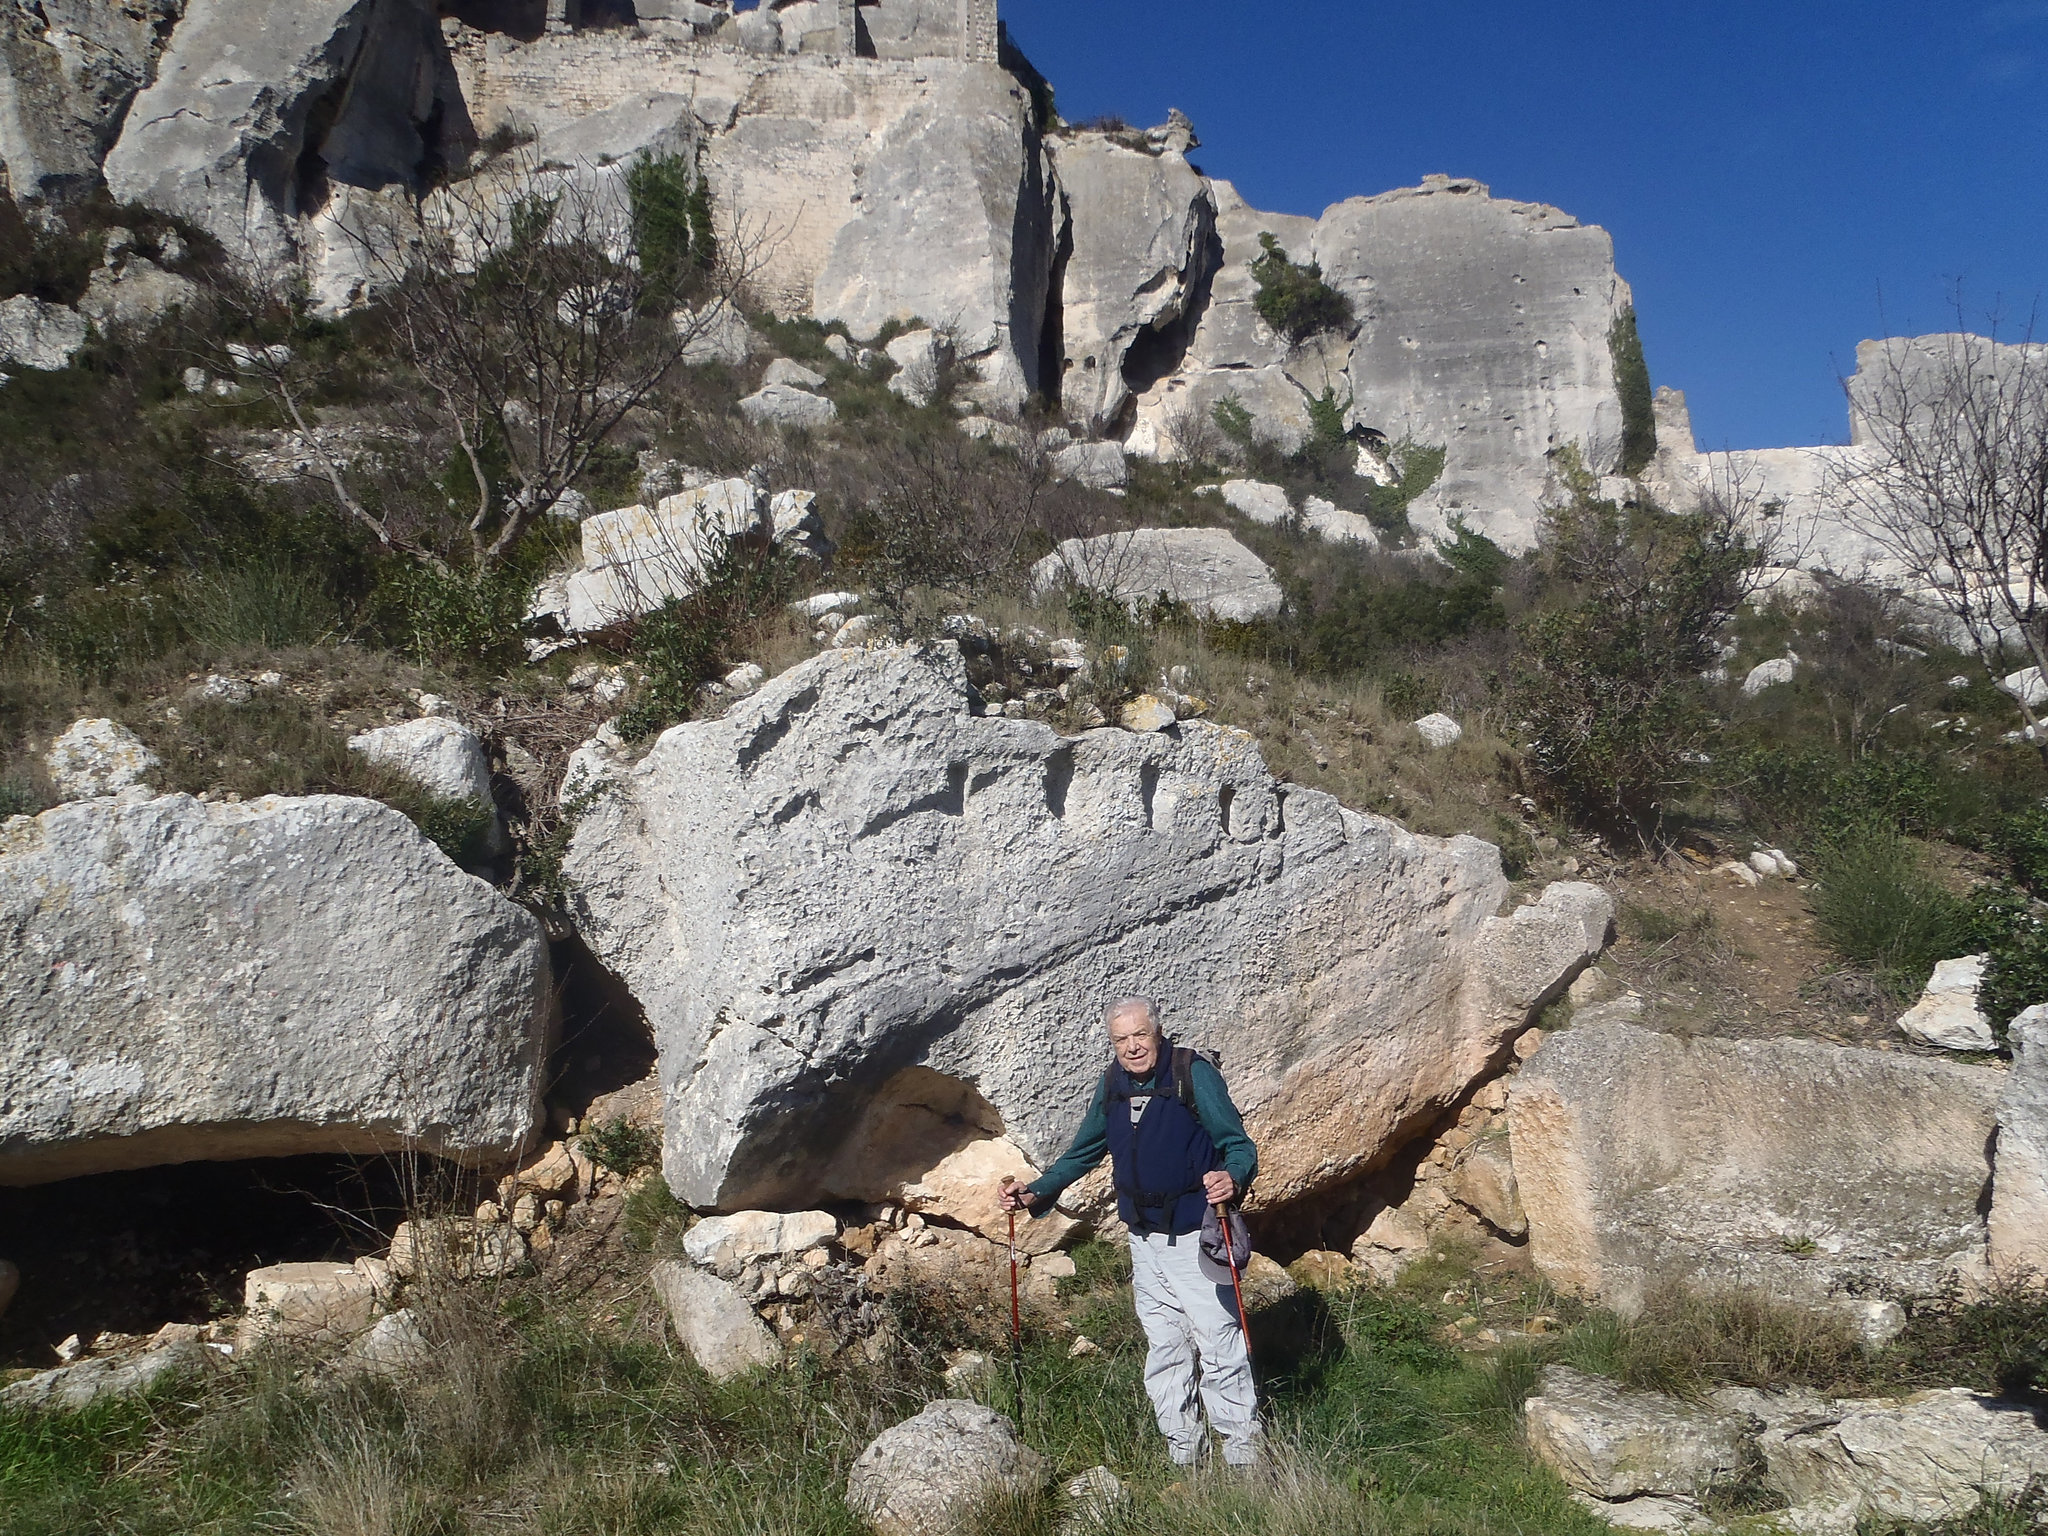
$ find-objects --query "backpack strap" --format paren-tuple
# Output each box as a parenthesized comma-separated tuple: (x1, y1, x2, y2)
(1174, 1046, 1198, 1111)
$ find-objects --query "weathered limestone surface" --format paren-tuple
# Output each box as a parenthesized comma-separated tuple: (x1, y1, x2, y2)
(1316, 177, 1631, 553)
(0, 793, 552, 1185)
(1509, 1021, 2002, 1311)
(1720, 1384, 2048, 1529)
(1030, 527, 1283, 622)
(564, 644, 1610, 1212)
(846, 1400, 1046, 1536)
(650, 1258, 783, 1378)
(0, 0, 184, 203)
(45, 718, 159, 800)
(1046, 134, 1215, 433)
(0, 294, 88, 370)
(0, 1337, 213, 1411)
(1525, 1366, 1747, 1501)
(103, 0, 458, 275)
(1990, 1006, 2048, 1279)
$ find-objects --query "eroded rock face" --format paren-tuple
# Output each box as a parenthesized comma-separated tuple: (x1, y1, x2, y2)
(1525, 1366, 1748, 1501)
(1029, 527, 1283, 622)
(0, 0, 185, 204)
(103, 0, 457, 275)
(0, 793, 552, 1184)
(846, 1400, 1045, 1536)
(564, 644, 1609, 1213)
(1990, 1006, 2048, 1279)
(1047, 134, 1215, 434)
(1508, 1021, 2002, 1310)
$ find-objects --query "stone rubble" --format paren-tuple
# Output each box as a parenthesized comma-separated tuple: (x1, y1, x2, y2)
(43, 717, 159, 799)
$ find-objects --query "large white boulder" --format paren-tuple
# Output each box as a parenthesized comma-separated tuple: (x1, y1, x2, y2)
(884, 329, 948, 407)
(347, 717, 493, 805)
(1990, 1005, 2048, 1278)
(0, 793, 552, 1184)
(533, 478, 769, 635)
(650, 1259, 782, 1379)
(44, 718, 159, 799)
(1895, 955, 1994, 1051)
(1045, 134, 1216, 434)
(739, 382, 839, 430)
(563, 644, 1609, 1212)
(1048, 440, 1128, 490)
(1219, 479, 1293, 525)
(0, 295, 88, 371)
(846, 1400, 1046, 1536)
(1508, 1020, 2002, 1311)
(1030, 527, 1283, 622)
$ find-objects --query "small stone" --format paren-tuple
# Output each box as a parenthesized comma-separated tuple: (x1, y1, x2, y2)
(1514, 1028, 1547, 1061)
(1067, 1335, 1100, 1358)
(942, 1349, 992, 1393)
(56, 1334, 85, 1362)
(511, 1192, 542, 1232)
(762, 357, 828, 391)
(1122, 694, 1177, 732)
(1414, 713, 1463, 749)
(1062, 1466, 1126, 1529)
(475, 1200, 505, 1224)
(45, 718, 159, 799)
(1033, 1252, 1077, 1280)
(724, 663, 766, 696)
(1897, 955, 1995, 1052)
(182, 366, 209, 393)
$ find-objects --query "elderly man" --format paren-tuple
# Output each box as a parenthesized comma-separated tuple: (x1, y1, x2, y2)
(999, 996, 1260, 1467)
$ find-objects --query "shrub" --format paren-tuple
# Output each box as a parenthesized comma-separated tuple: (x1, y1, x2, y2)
(372, 557, 534, 674)
(1609, 309, 1658, 477)
(625, 149, 714, 302)
(1807, 829, 1977, 996)
(1362, 442, 1446, 534)
(581, 1117, 661, 1178)
(1515, 456, 1763, 834)
(1999, 804, 2048, 896)
(618, 532, 797, 741)
(1250, 233, 1355, 346)
(396, 792, 501, 868)
(178, 561, 345, 653)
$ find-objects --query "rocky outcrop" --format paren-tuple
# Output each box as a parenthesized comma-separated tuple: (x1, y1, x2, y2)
(1046, 133, 1216, 434)
(0, 294, 89, 370)
(45, 718, 159, 799)
(1717, 1384, 2048, 1531)
(1524, 1366, 1747, 1502)
(1990, 1006, 2048, 1279)
(1896, 954, 1995, 1051)
(1508, 1021, 2002, 1311)
(1030, 527, 1283, 622)
(0, 0, 184, 204)
(0, 1334, 214, 1412)
(846, 1400, 1045, 1536)
(564, 643, 1610, 1213)
(0, 793, 552, 1185)
(102, 0, 460, 276)
(1131, 176, 1632, 551)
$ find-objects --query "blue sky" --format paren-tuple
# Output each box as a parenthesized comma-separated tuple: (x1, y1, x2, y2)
(1003, 0, 2048, 451)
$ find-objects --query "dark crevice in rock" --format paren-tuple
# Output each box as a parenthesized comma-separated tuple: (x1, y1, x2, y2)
(0, 1152, 478, 1369)
(544, 931, 658, 1129)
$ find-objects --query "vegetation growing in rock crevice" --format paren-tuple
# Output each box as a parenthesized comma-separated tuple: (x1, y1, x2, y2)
(1607, 308, 1657, 477)
(1249, 233, 1355, 346)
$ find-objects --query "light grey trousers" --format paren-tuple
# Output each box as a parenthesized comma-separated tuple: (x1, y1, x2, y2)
(1128, 1227, 1259, 1465)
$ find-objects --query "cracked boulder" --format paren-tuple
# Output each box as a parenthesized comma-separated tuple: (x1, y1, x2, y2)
(1046, 133, 1216, 434)
(1508, 1021, 2002, 1312)
(564, 643, 1610, 1212)
(0, 793, 552, 1184)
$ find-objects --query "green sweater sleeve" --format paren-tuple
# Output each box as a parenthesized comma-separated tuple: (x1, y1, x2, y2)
(1024, 1073, 1109, 1208)
(1188, 1057, 1258, 1194)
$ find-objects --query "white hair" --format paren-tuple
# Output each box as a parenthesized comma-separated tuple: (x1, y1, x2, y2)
(1103, 996, 1161, 1032)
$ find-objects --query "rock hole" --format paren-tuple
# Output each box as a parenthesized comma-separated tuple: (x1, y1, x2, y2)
(1120, 222, 1221, 405)
(1218, 783, 1235, 836)
(0, 1152, 476, 1367)
(1140, 762, 1160, 828)
(820, 1067, 1006, 1203)
(1044, 747, 1074, 818)
(547, 931, 659, 1131)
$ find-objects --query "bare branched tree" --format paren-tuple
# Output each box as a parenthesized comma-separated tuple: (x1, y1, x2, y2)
(224, 149, 770, 571)
(1830, 318, 2048, 742)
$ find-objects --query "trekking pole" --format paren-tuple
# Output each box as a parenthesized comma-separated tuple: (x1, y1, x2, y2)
(1221, 1202, 1253, 1366)
(1006, 1203, 1025, 1416)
